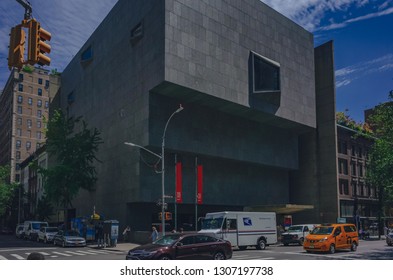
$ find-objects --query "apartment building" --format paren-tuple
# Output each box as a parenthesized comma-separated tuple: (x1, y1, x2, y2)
(336, 124, 379, 228)
(0, 66, 50, 183)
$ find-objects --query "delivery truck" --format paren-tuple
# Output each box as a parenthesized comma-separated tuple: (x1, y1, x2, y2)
(199, 211, 277, 250)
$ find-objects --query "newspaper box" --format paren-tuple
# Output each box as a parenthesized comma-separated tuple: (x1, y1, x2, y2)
(103, 220, 119, 247)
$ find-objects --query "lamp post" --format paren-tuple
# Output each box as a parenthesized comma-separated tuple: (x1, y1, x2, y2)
(124, 104, 183, 237)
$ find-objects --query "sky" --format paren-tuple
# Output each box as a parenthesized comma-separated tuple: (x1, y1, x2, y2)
(0, 0, 392, 123)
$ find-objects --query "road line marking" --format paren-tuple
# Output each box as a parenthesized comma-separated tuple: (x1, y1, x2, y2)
(0, 255, 8, 260)
(86, 250, 109, 254)
(76, 250, 97, 255)
(52, 251, 72, 257)
(39, 252, 50, 256)
(64, 251, 85, 256)
(10, 254, 25, 260)
(50, 255, 58, 258)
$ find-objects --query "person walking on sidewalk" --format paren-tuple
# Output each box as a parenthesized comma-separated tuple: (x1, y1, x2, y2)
(97, 222, 104, 248)
(150, 226, 158, 242)
(123, 226, 131, 242)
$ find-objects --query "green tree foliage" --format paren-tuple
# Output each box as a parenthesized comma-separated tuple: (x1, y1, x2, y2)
(39, 110, 102, 223)
(0, 166, 18, 217)
(36, 194, 54, 221)
(366, 91, 393, 202)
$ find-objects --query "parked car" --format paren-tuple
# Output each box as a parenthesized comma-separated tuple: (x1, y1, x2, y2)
(303, 223, 359, 254)
(53, 230, 86, 247)
(23, 221, 49, 240)
(281, 224, 318, 246)
(15, 224, 24, 238)
(37, 227, 59, 243)
(386, 232, 393, 246)
(126, 233, 232, 260)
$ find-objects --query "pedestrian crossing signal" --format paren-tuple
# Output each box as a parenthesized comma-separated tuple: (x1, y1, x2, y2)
(158, 212, 172, 221)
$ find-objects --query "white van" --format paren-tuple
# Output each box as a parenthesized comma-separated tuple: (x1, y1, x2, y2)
(281, 224, 318, 246)
(23, 221, 48, 240)
(199, 211, 277, 250)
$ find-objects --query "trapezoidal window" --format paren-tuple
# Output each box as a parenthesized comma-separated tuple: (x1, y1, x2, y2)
(251, 52, 280, 93)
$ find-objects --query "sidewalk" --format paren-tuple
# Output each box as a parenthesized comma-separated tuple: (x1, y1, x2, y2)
(87, 242, 140, 252)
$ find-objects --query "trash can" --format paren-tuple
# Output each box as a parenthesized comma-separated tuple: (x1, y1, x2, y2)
(103, 220, 119, 247)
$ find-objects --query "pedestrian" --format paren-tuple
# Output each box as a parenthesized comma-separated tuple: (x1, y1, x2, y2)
(123, 226, 131, 242)
(150, 226, 158, 242)
(97, 222, 104, 248)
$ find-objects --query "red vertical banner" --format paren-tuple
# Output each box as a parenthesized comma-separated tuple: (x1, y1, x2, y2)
(197, 165, 203, 204)
(175, 162, 183, 203)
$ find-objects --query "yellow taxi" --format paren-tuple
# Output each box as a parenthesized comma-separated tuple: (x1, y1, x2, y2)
(303, 223, 358, 254)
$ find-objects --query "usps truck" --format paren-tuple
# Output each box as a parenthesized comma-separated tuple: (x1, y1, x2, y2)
(199, 211, 277, 250)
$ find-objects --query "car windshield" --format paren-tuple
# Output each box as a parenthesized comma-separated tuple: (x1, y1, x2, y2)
(45, 228, 58, 233)
(32, 223, 47, 230)
(153, 234, 181, 246)
(201, 217, 224, 230)
(288, 226, 303, 232)
(311, 226, 334, 235)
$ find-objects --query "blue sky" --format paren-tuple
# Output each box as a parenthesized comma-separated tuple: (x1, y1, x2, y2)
(0, 0, 392, 122)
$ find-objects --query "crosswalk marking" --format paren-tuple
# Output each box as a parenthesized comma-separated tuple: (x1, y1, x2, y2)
(86, 249, 109, 254)
(0, 255, 7, 260)
(76, 250, 96, 255)
(64, 251, 85, 256)
(52, 251, 72, 257)
(10, 254, 25, 260)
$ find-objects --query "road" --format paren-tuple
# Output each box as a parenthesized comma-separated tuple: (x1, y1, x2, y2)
(0, 234, 391, 260)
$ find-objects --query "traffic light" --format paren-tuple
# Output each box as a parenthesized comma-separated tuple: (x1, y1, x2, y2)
(28, 19, 51, 66)
(158, 212, 172, 221)
(8, 24, 26, 70)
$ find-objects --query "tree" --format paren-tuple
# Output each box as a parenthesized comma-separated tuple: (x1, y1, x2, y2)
(0, 166, 18, 219)
(366, 91, 393, 235)
(36, 194, 54, 221)
(38, 109, 102, 228)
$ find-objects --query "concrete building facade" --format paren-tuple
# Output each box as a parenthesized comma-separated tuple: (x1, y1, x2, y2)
(58, 0, 337, 230)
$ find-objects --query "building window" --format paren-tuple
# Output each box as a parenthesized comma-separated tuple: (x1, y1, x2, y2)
(37, 99, 42, 107)
(38, 78, 43, 85)
(359, 165, 363, 177)
(16, 128, 22, 136)
(17, 118, 22, 125)
(130, 21, 144, 45)
(81, 46, 93, 63)
(37, 120, 41, 128)
(251, 52, 280, 93)
(45, 101, 49, 108)
(38, 88, 42, 96)
(351, 145, 356, 156)
(18, 84, 23, 91)
(358, 147, 362, 158)
(28, 97, 33, 105)
(45, 80, 49, 88)
(27, 130, 31, 138)
(339, 179, 349, 195)
(351, 162, 357, 176)
(19, 73, 24, 80)
(37, 110, 42, 118)
(16, 151, 21, 160)
(36, 131, 42, 139)
(26, 141, 31, 150)
(27, 119, 32, 128)
(17, 95, 23, 103)
(17, 106, 22, 114)
(16, 140, 21, 149)
(338, 159, 348, 175)
(68, 91, 75, 104)
(338, 141, 347, 155)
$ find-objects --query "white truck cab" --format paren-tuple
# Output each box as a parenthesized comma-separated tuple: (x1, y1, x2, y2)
(199, 211, 277, 250)
(23, 221, 49, 240)
(281, 224, 318, 246)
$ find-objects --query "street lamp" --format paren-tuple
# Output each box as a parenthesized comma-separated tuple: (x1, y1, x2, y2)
(124, 104, 183, 237)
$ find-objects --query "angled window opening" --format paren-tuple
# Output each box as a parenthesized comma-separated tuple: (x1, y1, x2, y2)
(81, 45, 93, 66)
(130, 21, 144, 45)
(251, 52, 281, 93)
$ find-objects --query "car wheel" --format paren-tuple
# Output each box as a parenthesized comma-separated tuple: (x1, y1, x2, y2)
(299, 238, 304, 246)
(306, 250, 312, 253)
(283, 243, 289, 246)
(238, 246, 247, 250)
(350, 242, 357, 251)
(159, 255, 171, 260)
(256, 239, 266, 250)
(213, 251, 226, 260)
(329, 244, 335, 254)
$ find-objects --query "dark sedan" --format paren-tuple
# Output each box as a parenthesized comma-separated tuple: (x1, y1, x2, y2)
(53, 230, 86, 247)
(126, 233, 232, 260)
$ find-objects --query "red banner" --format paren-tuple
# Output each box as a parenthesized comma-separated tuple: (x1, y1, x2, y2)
(175, 162, 182, 203)
(197, 165, 203, 204)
